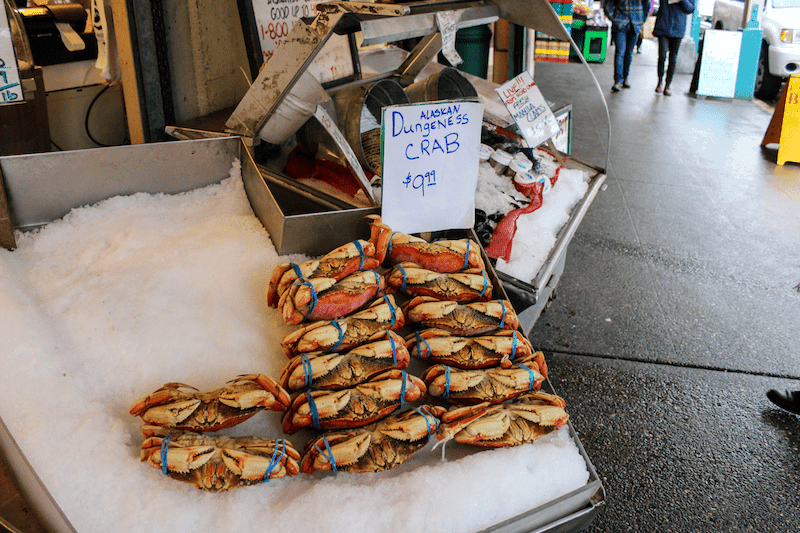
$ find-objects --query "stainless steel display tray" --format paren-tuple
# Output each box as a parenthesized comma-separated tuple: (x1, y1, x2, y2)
(0, 136, 603, 533)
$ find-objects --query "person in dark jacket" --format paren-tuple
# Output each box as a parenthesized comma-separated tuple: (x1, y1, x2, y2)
(653, 0, 695, 95)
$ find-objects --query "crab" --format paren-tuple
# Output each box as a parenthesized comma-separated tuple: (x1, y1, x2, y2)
(266, 239, 381, 308)
(279, 330, 410, 392)
(299, 405, 447, 474)
(367, 215, 485, 272)
(385, 262, 492, 303)
(282, 369, 427, 434)
(129, 374, 291, 432)
(140, 427, 300, 492)
(435, 391, 569, 448)
(280, 295, 405, 357)
(279, 269, 387, 325)
(420, 352, 547, 404)
(406, 328, 534, 369)
(403, 296, 519, 336)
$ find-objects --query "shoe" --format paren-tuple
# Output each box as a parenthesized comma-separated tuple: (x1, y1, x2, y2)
(767, 389, 800, 415)
(636, 48, 642, 54)
(622, 81, 631, 89)
(655, 82, 663, 93)
(611, 83, 622, 92)
(663, 87, 672, 96)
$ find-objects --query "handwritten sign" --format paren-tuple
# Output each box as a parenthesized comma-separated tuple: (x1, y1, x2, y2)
(0, 4, 24, 104)
(252, 0, 319, 63)
(314, 104, 376, 204)
(436, 11, 462, 67)
(380, 101, 483, 234)
(496, 71, 558, 148)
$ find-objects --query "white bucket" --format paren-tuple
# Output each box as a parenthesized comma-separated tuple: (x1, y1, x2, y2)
(259, 71, 326, 145)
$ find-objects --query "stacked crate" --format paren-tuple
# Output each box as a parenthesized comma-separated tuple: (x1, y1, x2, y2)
(534, 0, 573, 63)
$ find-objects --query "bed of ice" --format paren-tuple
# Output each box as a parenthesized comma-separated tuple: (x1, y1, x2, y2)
(0, 160, 590, 532)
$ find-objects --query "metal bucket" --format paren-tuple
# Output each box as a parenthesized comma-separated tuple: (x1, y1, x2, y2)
(404, 67, 479, 103)
(330, 78, 409, 176)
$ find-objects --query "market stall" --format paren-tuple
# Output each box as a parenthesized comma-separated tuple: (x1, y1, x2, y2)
(0, 0, 611, 531)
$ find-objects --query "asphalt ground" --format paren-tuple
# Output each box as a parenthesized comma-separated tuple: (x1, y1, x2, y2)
(530, 36, 800, 532)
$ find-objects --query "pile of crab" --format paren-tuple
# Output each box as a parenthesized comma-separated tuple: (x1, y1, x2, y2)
(128, 215, 570, 491)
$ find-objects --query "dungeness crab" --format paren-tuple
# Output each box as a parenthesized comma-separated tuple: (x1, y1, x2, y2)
(140, 426, 300, 492)
(282, 369, 426, 434)
(299, 405, 447, 474)
(435, 391, 569, 447)
(129, 374, 291, 432)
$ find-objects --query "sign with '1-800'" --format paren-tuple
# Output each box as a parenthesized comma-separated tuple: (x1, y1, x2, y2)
(380, 101, 483, 235)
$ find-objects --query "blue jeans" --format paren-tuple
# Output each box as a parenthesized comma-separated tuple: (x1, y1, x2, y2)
(613, 23, 639, 84)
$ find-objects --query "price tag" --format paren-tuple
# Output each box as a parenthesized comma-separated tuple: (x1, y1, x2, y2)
(252, 0, 320, 63)
(313, 104, 377, 204)
(436, 11, 462, 67)
(0, 4, 24, 104)
(496, 71, 559, 148)
(380, 101, 482, 234)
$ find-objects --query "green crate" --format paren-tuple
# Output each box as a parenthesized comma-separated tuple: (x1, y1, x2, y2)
(582, 28, 607, 62)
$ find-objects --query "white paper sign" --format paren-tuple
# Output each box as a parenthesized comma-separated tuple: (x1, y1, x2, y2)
(380, 101, 482, 234)
(496, 71, 559, 148)
(697, 29, 741, 98)
(0, 5, 24, 104)
(436, 11, 462, 66)
(252, 0, 320, 63)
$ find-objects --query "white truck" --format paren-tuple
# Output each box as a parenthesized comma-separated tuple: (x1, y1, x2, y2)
(711, 0, 800, 99)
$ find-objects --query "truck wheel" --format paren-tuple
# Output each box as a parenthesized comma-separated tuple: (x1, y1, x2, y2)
(755, 43, 783, 101)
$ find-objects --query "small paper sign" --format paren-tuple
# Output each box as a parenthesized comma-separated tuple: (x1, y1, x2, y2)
(496, 71, 558, 148)
(436, 11, 462, 67)
(314, 104, 377, 204)
(0, 5, 25, 104)
(380, 100, 483, 234)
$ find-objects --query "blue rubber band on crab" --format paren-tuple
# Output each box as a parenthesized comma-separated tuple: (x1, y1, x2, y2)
(290, 263, 303, 279)
(511, 331, 518, 361)
(414, 406, 435, 435)
(388, 333, 397, 366)
(301, 353, 313, 389)
(443, 366, 451, 399)
(387, 232, 398, 262)
(326, 321, 344, 353)
(415, 330, 431, 359)
(399, 371, 408, 406)
(516, 362, 536, 390)
(499, 300, 506, 329)
(396, 264, 408, 293)
(382, 295, 397, 327)
(461, 239, 470, 271)
(478, 271, 489, 299)
(353, 240, 365, 270)
(314, 435, 337, 472)
(160, 433, 172, 475)
(306, 390, 322, 430)
(264, 439, 286, 482)
(293, 279, 317, 320)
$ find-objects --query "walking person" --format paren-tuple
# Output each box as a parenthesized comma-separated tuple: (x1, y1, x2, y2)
(653, 0, 695, 96)
(604, 0, 651, 92)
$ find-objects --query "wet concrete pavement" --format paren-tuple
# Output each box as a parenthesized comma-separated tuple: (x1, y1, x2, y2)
(531, 37, 800, 531)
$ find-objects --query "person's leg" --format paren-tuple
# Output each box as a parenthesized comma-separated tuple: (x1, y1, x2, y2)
(621, 26, 638, 86)
(612, 27, 626, 90)
(656, 35, 667, 92)
(636, 30, 643, 52)
(663, 36, 682, 94)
